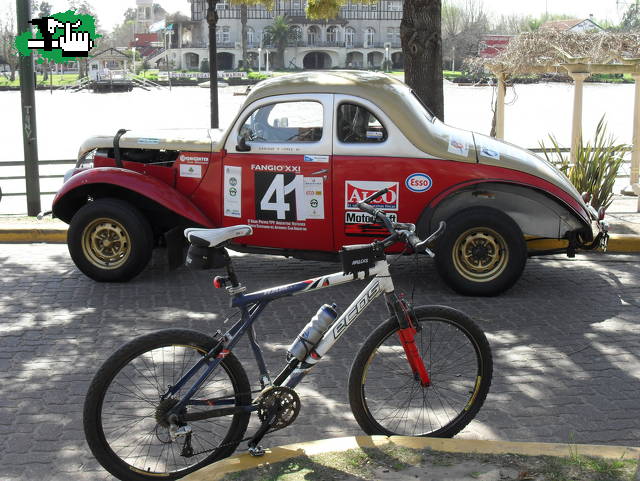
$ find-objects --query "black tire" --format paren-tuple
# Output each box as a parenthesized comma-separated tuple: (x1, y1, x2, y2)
(435, 207, 527, 296)
(83, 329, 252, 481)
(348, 305, 492, 438)
(67, 198, 153, 282)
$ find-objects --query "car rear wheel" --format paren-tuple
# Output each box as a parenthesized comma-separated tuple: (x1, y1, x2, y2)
(68, 199, 153, 282)
(435, 207, 527, 296)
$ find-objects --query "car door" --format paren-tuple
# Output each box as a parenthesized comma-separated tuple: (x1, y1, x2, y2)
(332, 95, 435, 251)
(223, 94, 334, 252)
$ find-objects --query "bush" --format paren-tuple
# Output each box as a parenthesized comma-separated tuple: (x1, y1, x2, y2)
(540, 116, 628, 210)
(247, 71, 268, 80)
(200, 59, 209, 73)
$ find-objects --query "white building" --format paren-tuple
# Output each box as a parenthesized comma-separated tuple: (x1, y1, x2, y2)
(148, 0, 404, 71)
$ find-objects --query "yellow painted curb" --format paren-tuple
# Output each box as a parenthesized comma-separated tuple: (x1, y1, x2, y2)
(0, 228, 67, 243)
(183, 435, 640, 481)
(526, 234, 640, 253)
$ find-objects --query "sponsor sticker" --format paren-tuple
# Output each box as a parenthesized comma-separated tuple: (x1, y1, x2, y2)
(251, 164, 301, 173)
(405, 173, 432, 193)
(137, 138, 160, 144)
(224, 166, 242, 218)
(179, 153, 209, 164)
(480, 146, 500, 160)
(179, 164, 202, 179)
(345, 181, 399, 211)
(345, 211, 398, 224)
(304, 177, 324, 219)
(366, 131, 384, 139)
(303, 155, 329, 163)
(448, 135, 469, 157)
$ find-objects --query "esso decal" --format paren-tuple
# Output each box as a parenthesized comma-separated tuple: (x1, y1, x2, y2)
(405, 173, 432, 193)
(345, 181, 399, 211)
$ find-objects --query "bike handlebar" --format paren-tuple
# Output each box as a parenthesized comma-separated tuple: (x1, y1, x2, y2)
(356, 188, 446, 256)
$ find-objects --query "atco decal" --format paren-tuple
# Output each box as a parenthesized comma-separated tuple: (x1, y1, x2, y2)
(405, 173, 432, 193)
(345, 181, 399, 211)
(251, 164, 301, 173)
(303, 155, 329, 163)
(179, 154, 209, 164)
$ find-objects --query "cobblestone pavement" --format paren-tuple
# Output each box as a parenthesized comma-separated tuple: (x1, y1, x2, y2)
(1, 245, 639, 480)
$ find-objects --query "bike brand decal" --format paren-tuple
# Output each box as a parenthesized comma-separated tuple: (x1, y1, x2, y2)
(405, 173, 432, 193)
(251, 164, 301, 173)
(332, 280, 381, 339)
(179, 164, 202, 179)
(345, 181, 399, 211)
(223, 165, 242, 218)
(179, 154, 209, 164)
(448, 135, 469, 157)
(480, 146, 500, 160)
(303, 155, 329, 163)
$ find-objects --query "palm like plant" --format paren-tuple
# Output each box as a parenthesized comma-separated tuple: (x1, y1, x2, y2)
(264, 15, 292, 69)
(541, 116, 628, 210)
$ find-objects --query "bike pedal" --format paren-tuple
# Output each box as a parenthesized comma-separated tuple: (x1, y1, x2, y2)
(248, 445, 266, 457)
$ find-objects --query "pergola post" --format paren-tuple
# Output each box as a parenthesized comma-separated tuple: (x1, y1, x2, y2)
(622, 71, 640, 210)
(495, 72, 506, 140)
(568, 71, 589, 165)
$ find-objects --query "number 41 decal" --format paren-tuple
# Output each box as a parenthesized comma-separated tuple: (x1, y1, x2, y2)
(255, 172, 305, 221)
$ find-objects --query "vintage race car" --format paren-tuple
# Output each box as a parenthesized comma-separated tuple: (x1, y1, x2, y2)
(52, 70, 607, 296)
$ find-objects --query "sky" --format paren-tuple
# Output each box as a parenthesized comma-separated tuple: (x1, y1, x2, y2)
(0, 0, 632, 31)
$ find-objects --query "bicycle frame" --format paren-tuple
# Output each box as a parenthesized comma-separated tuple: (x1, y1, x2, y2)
(164, 258, 396, 415)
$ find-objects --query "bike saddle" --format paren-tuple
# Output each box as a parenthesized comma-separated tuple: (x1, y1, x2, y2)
(184, 225, 253, 247)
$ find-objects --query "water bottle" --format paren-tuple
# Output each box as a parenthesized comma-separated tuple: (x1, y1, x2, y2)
(287, 303, 338, 361)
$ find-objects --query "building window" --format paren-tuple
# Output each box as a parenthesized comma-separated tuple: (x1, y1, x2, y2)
(326, 26, 338, 43)
(216, 26, 230, 44)
(345, 27, 355, 47)
(290, 25, 302, 43)
(365, 27, 375, 46)
(307, 25, 320, 45)
(191, 0, 204, 21)
(386, 27, 399, 44)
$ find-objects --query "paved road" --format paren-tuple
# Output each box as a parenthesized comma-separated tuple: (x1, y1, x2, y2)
(1, 245, 639, 480)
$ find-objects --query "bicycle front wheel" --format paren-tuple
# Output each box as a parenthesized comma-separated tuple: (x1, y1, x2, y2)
(348, 305, 492, 438)
(83, 329, 251, 481)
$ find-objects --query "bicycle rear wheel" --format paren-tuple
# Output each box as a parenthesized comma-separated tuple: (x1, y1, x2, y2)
(83, 329, 251, 481)
(348, 305, 492, 438)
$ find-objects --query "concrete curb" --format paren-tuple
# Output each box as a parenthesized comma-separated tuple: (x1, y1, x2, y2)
(3, 227, 640, 252)
(182, 435, 640, 481)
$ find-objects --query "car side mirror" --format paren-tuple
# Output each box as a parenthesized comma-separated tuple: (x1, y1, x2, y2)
(236, 134, 251, 152)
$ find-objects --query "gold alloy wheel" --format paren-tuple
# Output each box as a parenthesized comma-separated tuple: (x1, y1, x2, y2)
(81, 217, 131, 270)
(452, 227, 509, 283)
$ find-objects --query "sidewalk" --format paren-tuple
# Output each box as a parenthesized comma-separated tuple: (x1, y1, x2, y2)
(1, 195, 639, 250)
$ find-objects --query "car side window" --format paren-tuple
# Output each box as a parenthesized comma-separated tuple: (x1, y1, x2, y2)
(337, 103, 387, 143)
(240, 101, 323, 143)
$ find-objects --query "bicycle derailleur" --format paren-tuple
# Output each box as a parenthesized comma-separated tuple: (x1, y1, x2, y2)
(248, 386, 301, 457)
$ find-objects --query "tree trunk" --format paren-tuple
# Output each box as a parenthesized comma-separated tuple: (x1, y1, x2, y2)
(401, 0, 444, 120)
(240, 4, 248, 69)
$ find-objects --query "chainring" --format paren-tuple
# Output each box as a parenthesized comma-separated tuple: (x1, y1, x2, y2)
(256, 386, 301, 431)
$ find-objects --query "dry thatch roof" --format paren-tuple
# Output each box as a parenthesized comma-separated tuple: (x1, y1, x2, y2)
(472, 30, 640, 75)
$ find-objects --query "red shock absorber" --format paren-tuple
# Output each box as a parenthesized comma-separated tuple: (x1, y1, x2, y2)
(397, 305, 431, 387)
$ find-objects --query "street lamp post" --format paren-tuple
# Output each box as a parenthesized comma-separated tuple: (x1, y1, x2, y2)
(207, 0, 219, 129)
(258, 46, 262, 73)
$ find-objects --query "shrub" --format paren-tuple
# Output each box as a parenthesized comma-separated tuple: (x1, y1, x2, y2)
(540, 116, 628, 210)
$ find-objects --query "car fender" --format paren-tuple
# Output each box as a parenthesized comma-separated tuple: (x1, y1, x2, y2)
(52, 167, 214, 228)
(417, 181, 591, 241)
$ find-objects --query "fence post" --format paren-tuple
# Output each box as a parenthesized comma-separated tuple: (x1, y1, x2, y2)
(16, 0, 41, 216)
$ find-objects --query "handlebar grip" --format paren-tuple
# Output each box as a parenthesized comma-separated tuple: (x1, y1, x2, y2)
(361, 188, 389, 205)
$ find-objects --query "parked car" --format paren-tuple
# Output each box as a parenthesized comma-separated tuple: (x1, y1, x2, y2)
(52, 70, 607, 296)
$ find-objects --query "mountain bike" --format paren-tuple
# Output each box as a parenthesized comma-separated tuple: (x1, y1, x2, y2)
(83, 188, 493, 481)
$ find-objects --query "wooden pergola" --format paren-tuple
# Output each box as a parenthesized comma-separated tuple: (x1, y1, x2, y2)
(476, 31, 640, 210)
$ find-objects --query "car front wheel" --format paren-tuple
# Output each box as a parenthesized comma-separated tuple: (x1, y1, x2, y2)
(68, 198, 153, 282)
(435, 207, 527, 296)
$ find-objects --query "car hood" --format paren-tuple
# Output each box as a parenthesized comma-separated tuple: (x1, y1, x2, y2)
(77, 128, 226, 159)
(473, 133, 584, 202)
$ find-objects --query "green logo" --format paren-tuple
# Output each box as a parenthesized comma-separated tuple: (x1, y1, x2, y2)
(15, 10, 100, 64)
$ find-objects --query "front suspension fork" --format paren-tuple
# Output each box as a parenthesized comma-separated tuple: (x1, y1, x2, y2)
(387, 293, 431, 387)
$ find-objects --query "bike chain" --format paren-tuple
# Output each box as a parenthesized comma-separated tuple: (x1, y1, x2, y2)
(182, 388, 296, 458)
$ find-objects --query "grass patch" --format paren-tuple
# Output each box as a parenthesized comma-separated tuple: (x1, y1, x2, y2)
(221, 446, 638, 481)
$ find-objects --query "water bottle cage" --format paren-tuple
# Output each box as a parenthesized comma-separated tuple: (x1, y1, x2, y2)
(295, 335, 316, 358)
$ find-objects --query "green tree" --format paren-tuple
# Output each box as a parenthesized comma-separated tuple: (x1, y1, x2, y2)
(620, 3, 640, 32)
(0, 5, 18, 81)
(263, 15, 292, 70)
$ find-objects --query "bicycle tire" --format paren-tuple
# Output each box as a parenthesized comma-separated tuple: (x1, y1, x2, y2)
(348, 305, 492, 438)
(83, 329, 251, 481)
